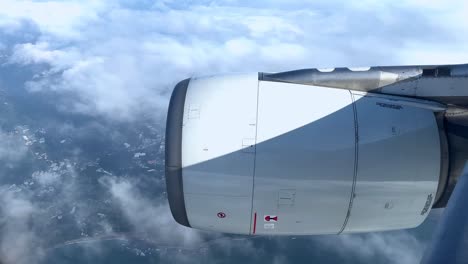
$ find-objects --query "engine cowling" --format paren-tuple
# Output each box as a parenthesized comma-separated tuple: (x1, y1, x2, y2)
(165, 73, 443, 235)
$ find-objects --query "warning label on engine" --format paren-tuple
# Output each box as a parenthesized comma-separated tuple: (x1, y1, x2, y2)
(264, 215, 278, 222)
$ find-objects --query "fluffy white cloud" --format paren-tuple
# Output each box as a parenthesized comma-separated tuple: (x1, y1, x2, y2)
(101, 176, 203, 246)
(31, 170, 61, 186)
(321, 231, 425, 264)
(0, 0, 103, 37)
(0, 132, 28, 166)
(0, 190, 44, 264)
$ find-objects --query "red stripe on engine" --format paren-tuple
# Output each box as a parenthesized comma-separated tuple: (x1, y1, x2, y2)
(253, 212, 257, 234)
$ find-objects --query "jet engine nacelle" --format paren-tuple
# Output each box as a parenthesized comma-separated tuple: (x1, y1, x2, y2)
(165, 73, 444, 235)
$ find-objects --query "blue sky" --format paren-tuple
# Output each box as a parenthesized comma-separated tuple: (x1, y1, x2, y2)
(0, 1, 464, 263)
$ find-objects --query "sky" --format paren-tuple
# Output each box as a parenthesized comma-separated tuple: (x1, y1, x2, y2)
(0, 0, 466, 263)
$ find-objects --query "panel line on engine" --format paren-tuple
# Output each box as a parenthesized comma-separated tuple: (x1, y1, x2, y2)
(249, 79, 261, 235)
(338, 91, 360, 234)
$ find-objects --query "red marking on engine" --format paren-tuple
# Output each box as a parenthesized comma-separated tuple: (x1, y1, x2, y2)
(217, 212, 226, 218)
(253, 212, 257, 234)
(264, 215, 278, 222)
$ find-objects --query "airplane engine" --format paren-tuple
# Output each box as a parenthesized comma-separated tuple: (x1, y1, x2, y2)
(165, 73, 445, 235)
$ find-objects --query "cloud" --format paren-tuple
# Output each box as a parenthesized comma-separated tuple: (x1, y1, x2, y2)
(31, 170, 61, 186)
(0, 0, 103, 37)
(0, 189, 44, 264)
(0, 131, 28, 167)
(320, 231, 425, 264)
(101, 176, 203, 246)
(9, 42, 73, 66)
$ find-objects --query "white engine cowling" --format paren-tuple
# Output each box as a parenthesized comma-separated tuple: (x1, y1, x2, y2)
(165, 73, 442, 235)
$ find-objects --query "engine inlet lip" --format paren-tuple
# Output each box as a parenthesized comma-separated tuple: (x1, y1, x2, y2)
(165, 78, 191, 227)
